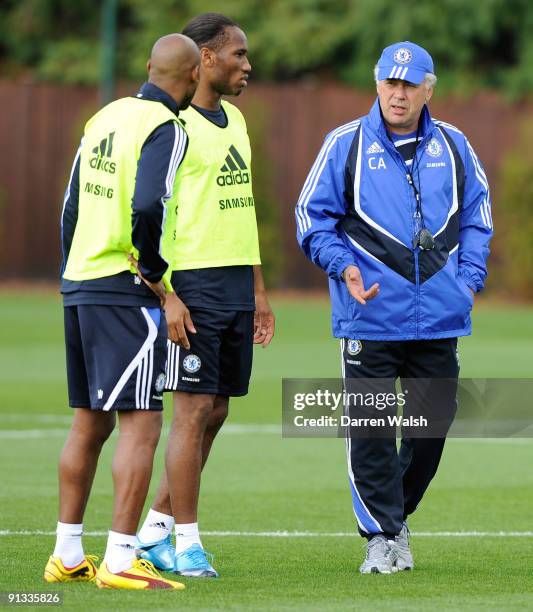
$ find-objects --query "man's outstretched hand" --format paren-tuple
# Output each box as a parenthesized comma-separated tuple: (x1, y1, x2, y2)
(343, 265, 379, 305)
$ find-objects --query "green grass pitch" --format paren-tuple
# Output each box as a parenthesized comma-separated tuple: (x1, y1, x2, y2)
(0, 292, 532, 610)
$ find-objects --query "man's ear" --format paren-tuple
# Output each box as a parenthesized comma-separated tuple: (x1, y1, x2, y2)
(200, 46, 215, 67)
(425, 87, 434, 103)
(146, 60, 151, 73)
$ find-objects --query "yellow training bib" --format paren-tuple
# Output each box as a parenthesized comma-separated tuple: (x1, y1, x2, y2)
(171, 100, 261, 270)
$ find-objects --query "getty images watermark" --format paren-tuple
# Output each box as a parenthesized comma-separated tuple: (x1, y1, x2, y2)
(282, 379, 533, 438)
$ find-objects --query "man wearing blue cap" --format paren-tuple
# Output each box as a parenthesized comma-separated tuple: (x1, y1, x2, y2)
(296, 42, 492, 573)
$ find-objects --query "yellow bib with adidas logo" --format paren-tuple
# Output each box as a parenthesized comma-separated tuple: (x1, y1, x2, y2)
(63, 97, 180, 286)
(171, 100, 261, 270)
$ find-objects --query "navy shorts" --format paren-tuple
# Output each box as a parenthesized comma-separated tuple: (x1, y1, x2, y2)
(64, 305, 168, 411)
(165, 308, 253, 397)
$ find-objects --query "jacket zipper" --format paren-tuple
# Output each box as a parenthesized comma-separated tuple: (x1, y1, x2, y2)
(382, 130, 432, 339)
(410, 135, 432, 339)
(407, 172, 421, 338)
(414, 247, 420, 338)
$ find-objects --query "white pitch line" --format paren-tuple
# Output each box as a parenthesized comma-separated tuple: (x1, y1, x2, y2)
(0, 424, 281, 439)
(0, 530, 532, 538)
(0, 429, 71, 439)
(2, 415, 533, 442)
(2, 414, 73, 425)
(2, 429, 533, 443)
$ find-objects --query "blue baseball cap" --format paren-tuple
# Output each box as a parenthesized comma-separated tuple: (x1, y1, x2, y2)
(376, 41, 434, 84)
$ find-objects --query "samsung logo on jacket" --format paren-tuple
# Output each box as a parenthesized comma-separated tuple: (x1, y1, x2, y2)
(296, 99, 493, 341)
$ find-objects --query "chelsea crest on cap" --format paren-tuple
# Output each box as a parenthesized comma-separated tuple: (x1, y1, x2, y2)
(377, 41, 434, 84)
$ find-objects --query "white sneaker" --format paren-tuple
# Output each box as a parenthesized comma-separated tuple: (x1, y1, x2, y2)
(359, 535, 398, 574)
(394, 522, 414, 571)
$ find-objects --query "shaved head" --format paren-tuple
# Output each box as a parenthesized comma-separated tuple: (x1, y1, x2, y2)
(147, 33, 200, 109)
(148, 33, 199, 80)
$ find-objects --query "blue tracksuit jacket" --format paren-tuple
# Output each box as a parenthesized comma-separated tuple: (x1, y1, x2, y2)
(296, 99, 493, 340)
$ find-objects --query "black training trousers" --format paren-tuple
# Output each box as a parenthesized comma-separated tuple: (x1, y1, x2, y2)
(341, 338, 459, 538)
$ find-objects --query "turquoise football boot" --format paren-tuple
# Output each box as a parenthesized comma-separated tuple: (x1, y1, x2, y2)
(135, 534, 175, 572)
(174, 543, 218, 578)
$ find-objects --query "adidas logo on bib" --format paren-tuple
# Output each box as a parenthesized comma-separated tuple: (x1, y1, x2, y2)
(89, 131, 117, 174)
(217, 144, 250, 186)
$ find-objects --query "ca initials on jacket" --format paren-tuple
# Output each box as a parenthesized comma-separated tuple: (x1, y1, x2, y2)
(368, 156, 387, 170)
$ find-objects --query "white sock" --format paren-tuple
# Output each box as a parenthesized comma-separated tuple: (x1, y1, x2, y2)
(174, 523, 202, 554)
(138, 508, 175, 544)
(53, 522, 84, 568)
(103, 531, 137, 573)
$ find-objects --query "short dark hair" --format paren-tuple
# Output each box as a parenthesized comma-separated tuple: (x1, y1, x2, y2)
(182, 13, 239, 51)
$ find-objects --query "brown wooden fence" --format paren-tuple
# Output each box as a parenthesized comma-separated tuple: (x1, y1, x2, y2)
(0, 80, 525, 286)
